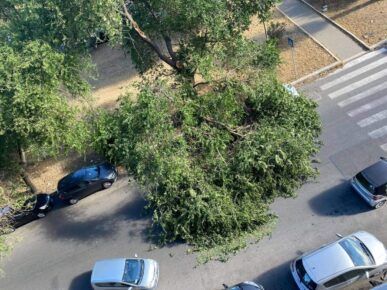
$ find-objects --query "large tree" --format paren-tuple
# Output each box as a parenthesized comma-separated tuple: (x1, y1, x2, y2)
(2, 0, 321, 253)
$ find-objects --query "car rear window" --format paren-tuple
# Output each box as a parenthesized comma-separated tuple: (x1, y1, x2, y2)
(339, 237, 374, 266)
(123, 259, 143, 285)
(356, 172, 375, 194)
(296, 259, 317, 290)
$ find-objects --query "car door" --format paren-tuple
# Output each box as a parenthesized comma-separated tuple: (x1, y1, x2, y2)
(323, 269, 370, 289)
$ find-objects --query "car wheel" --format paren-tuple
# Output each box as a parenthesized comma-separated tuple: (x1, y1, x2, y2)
(69, 198, 78, 205)
(37, 213, 46, 218)
(375, 200, 386, 209)
(102, 181, 112, 189)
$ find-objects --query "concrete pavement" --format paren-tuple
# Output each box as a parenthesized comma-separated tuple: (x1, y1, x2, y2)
(278, 0, 365, 60)
(1, 49, 387, 290)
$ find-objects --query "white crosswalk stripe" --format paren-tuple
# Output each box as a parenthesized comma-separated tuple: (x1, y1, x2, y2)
(328, 68, 387, 99)
(321, 57, 387, 90)
(338, 82, 387, 107)
(322, 49, 387, 153)
(347, 95, 387, 117)
(344, 48, 387, 69)
(369, 126, 387, 139)
(357, 110, 387, 127)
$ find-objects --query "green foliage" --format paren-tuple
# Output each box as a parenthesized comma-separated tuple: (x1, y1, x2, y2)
(93, 73, 321, 249)
(0, 40, 90, 164)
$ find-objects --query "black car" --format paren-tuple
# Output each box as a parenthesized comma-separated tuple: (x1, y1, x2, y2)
(223, 281, 264, 290)
(0, 193, 53, 231)
(57, 162, 117, 205)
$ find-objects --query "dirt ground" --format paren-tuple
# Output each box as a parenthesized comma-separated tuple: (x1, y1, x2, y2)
(245, 9, 336, 83)
(306, 0, 387, 46)
(23, 11, 336, 193)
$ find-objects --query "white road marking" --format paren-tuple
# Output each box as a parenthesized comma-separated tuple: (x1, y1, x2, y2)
(381, 143, 387, 152)
(369, 126, 387, 139)
(338, 82, 387, 107)
(328, 69, 387, 99)
(321, 58, 387, 90)
(348, 95, 387, 117)
(345, 48, 387, 69)
(357, 110, 387, 127)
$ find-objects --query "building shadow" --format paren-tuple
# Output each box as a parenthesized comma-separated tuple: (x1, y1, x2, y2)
(308, 180, 370, 216)
(68, 271, 93, 290)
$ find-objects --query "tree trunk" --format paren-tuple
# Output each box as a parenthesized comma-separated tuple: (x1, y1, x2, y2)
(18, 146, 37, 194)
(263, 21, 267, 40)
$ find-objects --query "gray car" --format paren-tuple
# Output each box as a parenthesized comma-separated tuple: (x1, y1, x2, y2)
(91, 258, 159, 290)
(351, 157, 387, 208)
(291, 231, 387, 290)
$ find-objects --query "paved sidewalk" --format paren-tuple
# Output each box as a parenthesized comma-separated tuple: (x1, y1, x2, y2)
(278, 0, 365, 60)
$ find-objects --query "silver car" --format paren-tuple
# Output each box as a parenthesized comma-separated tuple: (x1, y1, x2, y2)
(351, 157, 387, 208)
(91, 258, 159, 290)
(291, 231, 387, 290)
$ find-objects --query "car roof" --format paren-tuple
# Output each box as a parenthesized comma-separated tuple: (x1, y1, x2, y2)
(361, 159, 387, 187)
(303, 242, 354, 283)
(91, 258, 126, 284)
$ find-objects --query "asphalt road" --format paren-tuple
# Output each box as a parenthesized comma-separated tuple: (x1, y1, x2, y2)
(1, 48, 387, 290)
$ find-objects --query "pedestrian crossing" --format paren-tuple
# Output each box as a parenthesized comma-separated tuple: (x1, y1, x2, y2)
(319, 47, 387, 152)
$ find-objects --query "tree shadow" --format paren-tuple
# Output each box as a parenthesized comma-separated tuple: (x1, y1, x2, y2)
(41, 186, 152, 243)
(308, 180, 371, 216)
(254, 260, 299, 290)
(68, 271, 93, 290)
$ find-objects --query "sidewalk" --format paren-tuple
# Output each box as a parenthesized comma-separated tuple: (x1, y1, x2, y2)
(278, 0, 365, 60)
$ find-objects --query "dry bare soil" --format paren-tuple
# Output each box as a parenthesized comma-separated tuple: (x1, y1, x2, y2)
(245, 9, 336, 83)
(306, 0, 387, 46)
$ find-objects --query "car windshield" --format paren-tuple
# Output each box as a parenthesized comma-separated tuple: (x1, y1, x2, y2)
(296, 259, 317, 290)
(339, 237, 374, 266)
(356, 172, 375, 194)
(122, 259, 143, 285)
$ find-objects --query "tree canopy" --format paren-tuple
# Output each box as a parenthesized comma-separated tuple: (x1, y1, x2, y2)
(1, 0, 321, 254)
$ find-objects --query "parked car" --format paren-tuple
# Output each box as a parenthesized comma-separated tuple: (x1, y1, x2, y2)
(0, 193, 53, 230)
(91, 258, 159, 290)
(223, 281, 265, 289)
(291, 231, 387, 290)
(57, 162, 117, 205)
(351, 157, 387, 208)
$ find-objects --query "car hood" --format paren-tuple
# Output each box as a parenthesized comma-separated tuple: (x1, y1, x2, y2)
(139, 259, 159, 289)
(98, 162, 117, 179)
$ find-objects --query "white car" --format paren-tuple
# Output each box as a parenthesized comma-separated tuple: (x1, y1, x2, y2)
(291, 231, 387, 290)
(91, 258, 159, 290)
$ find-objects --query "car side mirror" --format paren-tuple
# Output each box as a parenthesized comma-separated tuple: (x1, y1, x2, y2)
(222, 284, 229, 289)
(336, 233, 343, 238)
(127, 287, 133, 290)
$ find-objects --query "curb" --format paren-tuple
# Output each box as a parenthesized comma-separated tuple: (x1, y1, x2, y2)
(291, 61, 342, 86)
(276, 7, 341, 62)
(371, 39, 387, 50)
(297, 0, 371, 51)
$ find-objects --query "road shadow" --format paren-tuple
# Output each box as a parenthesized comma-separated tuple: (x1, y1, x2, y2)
(68, 271, 92, 290)
(254, 260, 298, 290)
(42, 185, 152, 243)
(309, 180, 370, 216)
